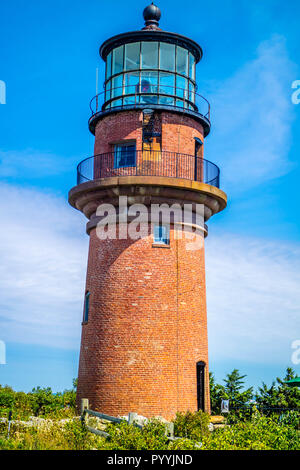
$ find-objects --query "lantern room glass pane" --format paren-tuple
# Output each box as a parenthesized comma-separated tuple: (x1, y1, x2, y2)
(105, 79, 111, 103)
(189, 53, 195, 81)
(125, 42, 140, 71)
(189, 82, 196, 104)
(176, 76, 188, 99)
(106, 52, 112, 80)
(177, 46, 188, 76)
(159, 72, 175, 95)
(140, 71, 158, 91)
(112, 46, 124, 75)
(159, 72, 175, 105)
(189, 82, 196, 103)
(141, 42, 159, 69)
(140, 71, 158, 105)
(159, 43, 175, 72)
(111, 75, 123, 99)
(124, 72, 140, 105)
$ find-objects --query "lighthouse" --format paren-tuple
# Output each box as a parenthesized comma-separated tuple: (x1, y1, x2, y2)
(69, 4, 227, 420)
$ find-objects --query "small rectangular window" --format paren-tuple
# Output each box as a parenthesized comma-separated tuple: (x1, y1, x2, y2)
(114, 143, 136, 168)
(153, 224, 170, 245)
(83, 292, 90, 323)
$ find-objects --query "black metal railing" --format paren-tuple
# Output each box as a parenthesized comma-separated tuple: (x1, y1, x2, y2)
(76, 150, 220, 187)
(89, 85, 210, 121)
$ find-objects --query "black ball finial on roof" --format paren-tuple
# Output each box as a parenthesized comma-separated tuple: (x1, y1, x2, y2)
(143, 3, 161, 28)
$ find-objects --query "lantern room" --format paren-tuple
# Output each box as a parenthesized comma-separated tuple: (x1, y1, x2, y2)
(103, 40, 197, 110)
(89, 4, 211, 137)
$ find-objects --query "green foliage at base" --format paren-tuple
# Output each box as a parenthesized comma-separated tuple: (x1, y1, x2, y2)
(0, 379, 77, 420)
(202, 413, 299, 450)
(174, 410, 210, 441)
(0, 410, 299, 451)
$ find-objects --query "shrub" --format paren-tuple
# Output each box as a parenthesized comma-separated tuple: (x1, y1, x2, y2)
(278, 410, 300, 430)
(64, 419, 89, 450)
(98, 419, 170, 450)
(201, 413, 300, 450)
(173, 410, 210, 441)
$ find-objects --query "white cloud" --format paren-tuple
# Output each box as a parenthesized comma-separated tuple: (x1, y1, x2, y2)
(0, 149, 72, 179)
(206, 233, 300, 365)
(0, 181, 298, 376)
(206, 35, 297, 192)
(0, 183, 88, 349)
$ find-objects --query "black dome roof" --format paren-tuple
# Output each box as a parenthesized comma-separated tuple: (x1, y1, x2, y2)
(143, 3, 161, 27)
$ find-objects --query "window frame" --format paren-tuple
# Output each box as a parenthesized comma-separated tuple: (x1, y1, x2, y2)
(83, 291, 90, 324)
(153, 223, 170, 246)
(114, 142, 136, 169)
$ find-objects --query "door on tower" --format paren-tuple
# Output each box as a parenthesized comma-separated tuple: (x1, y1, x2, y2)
(194, 137, 203, 182)
(197, 362, 205, 412)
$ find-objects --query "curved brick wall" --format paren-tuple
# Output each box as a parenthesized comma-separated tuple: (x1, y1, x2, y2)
(94, 110, 204, 156)
(76, 224, 210, 420)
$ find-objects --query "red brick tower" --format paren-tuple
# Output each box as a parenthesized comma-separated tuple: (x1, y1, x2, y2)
(69, 4, 227, 420)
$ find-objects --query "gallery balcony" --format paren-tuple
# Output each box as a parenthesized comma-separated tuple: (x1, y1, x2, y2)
(76, 150, 220, 188)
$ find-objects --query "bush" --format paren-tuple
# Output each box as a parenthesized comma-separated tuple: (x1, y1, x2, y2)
(0, 382, 77, 420)
(98, 419, 170, 450)
(64, 419, 89, 450)
(201, 413, 300, 450)
(173, 410, 210, 441)
(278, 410, 300, 430)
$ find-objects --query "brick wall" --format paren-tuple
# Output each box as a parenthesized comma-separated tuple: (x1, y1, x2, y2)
(93, 110, 205, 181)
(94, 110, 204, 156)
(76, 224, 210, 420)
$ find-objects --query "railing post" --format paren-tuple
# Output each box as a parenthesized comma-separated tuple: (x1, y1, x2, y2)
(81, 398, 89, 427)
(165, 422, 174, 439)
(81, 398, 89, 416)
(128, 412, 138, 425)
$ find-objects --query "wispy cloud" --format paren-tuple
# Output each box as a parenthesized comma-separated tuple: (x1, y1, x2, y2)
(0, 183, 88, 349)
(0, 149, 73, 180)
(0, 181, 299, 372)
(206, 233, 300, 366)
(206, 35, 297, 192)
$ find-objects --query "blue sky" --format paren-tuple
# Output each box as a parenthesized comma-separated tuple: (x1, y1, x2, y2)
(0, 0, 300, 395)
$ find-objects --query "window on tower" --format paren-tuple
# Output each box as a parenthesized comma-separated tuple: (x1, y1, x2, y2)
(153, 224, 170, 246)
(114, 143, 136, 168)
(83, 291, 90, 323)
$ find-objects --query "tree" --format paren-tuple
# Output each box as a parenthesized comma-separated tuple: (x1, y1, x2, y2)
(223, 369, 253, 405)
(209, 373, 226, 414)
(256, 368, 300, 410)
